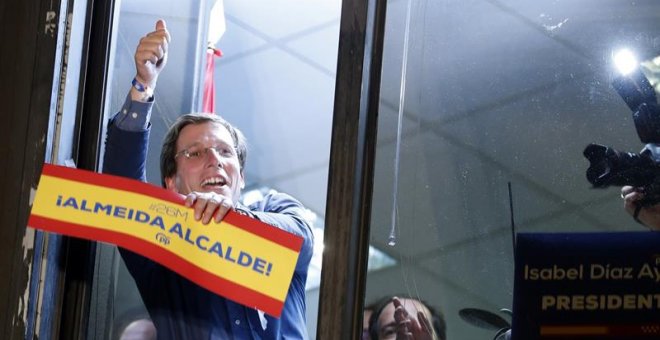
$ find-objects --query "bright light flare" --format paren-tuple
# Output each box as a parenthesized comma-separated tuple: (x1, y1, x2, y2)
(613, 49, 638, 76)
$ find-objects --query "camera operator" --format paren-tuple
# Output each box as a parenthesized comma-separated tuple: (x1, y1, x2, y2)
(621, 186, 660, 230)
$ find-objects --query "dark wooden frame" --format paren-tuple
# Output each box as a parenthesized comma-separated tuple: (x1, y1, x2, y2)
(0, 0, 117, 338)
(58, 0, 118, 338)
(316, 0, 387, 338)
(0, 0, 65, 338)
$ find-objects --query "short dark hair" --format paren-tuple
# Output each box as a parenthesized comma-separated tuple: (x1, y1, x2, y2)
(160, 113, 247, 187)
(368, 295, 447, 340)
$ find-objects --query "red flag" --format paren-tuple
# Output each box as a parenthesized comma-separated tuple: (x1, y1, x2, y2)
(202, 47, 222, 113)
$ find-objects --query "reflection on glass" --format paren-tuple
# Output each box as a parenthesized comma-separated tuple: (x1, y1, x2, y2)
(365, 0, 660, 339)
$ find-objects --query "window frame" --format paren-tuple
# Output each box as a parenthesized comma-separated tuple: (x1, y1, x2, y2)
(7, 0, 387, 338)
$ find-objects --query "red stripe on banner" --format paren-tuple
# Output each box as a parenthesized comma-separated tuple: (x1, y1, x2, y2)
(28, 214, 285, 317)
(40, 164, 303, 250)
(541, 324, 660, 337)
(224, 211, 303, 252)
(41, 164, 185, 205)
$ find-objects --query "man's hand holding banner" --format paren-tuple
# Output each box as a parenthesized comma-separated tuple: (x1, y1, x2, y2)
(28, 164, 303, 318)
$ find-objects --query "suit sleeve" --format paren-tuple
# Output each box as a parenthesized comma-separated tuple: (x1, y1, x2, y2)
(102, 101, 157, 280)
(102, 119, 150, 181)
(246, 192, 315, 272)
(102, 94, 152, 181)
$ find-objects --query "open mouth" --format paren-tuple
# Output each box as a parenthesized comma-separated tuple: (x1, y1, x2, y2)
(201, 176, 227, 189)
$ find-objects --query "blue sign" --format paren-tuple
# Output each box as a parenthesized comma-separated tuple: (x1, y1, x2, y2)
(512, 232, 660, 339)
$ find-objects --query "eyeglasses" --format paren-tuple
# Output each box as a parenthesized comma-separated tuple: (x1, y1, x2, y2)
(174, 144, 237, 166)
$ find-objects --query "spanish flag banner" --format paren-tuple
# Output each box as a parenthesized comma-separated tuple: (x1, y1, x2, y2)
(28, 164, 303, 317)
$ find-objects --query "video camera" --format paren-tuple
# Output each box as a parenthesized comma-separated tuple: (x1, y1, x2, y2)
(584, 52, 660, 205)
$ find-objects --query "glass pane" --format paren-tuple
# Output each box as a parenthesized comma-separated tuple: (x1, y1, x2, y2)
(365, 0, 660, 339)
(90, 0, 340, 338)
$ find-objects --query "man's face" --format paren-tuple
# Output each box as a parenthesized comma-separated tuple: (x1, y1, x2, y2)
(375, 298, 432, 339)
(164, 122, 244, 202)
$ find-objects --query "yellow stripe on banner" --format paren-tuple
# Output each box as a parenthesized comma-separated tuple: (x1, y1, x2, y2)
(31, 175, 298, 301)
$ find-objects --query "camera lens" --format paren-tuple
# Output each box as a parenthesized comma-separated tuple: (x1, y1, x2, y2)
(583, 143, 657, 187)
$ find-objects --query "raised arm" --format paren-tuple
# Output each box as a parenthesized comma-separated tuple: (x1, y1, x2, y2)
(131, 19, 170, 102)
(103, 20, 170, 181)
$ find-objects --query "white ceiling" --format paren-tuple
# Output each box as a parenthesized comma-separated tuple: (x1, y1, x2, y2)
(114, 0, 660, 338)
(216, 0, 339, 216)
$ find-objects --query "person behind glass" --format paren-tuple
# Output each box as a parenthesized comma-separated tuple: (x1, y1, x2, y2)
(363, 297, 389, 340)
(363, 306, 374, 340)
(118, 319, 156, 340)
(621, 186, 660, 230)
(102, 19, 314, 339)
(368, 296, 446, 340)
